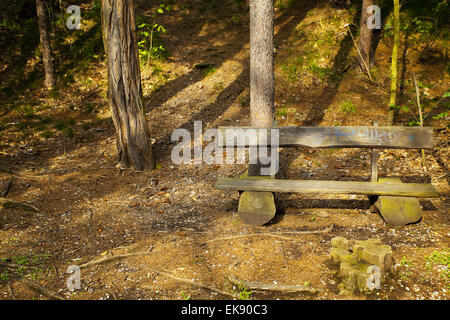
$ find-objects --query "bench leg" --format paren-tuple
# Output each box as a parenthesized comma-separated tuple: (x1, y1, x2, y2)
(238, 191, 276, 226)
(374, 178, 422, 226)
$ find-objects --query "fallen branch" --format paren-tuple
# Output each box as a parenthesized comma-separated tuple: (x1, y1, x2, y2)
(0, 197, 40, 212)
(344, 24, 372, 82)
(413, 72, 426, 166)
(19, 277, 65, 300)
(228, 274, 318, 294)
(7, 282, 15, 300)
(78, 250, 152, 269)
(276, 224, 334, 235)
(201, 224, 334, 245)
(0, 179, 12, 197)
(144, 266, 235, 298)
(0, 261, 25, 269)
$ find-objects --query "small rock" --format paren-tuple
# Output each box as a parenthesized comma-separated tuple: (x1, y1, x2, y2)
(317, 211, 329, 218)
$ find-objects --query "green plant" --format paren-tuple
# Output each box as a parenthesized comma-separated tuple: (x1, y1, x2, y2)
(40, 130, 54, 139)
(54, 120, 68, 131)
(400, 256, 413, 267)
(308, 63, 332, 80)
(16, 266, 26, 276)
(0, 271, 10, 282)
(2, 237, 20, 245)
(64, 127, 74, 137)
(276, 108, 288, 118)
(281, 56, 303, 83)
(137, 3, 170, 65)
(213, 82, 224, 92)
(231, 15, 241, 25)
(226, 282, 253, 300)
(12, 255, 29, 266)
(204, 66, 217, 77)
(433, 112, 448, 120)
(238, 94, 249, 107)
(340, 101, 356, 114)
(424, 249, 449, 279)
(181, 291, 191, 300)
(399, 271, 410, 280)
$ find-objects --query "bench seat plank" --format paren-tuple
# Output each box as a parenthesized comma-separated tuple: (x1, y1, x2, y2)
(215, 178, 439, 198)
(218, 126, 433, 149)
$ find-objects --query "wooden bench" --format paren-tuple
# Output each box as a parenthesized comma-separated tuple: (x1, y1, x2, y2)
(215, 126, 439, 226)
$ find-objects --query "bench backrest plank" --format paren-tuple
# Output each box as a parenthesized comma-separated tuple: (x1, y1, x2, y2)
(218, 126, 433, 149)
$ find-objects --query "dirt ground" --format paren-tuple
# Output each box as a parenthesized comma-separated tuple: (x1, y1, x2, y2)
(0, 0, 448, 300)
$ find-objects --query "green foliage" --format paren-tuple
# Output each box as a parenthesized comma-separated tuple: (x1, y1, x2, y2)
(137, 3, 170, 64)
(238, 93, 249, 107)
(53, 119, 75, 137)
(0, 271, 10, 282)
(425, 249, 450, 279)
(407, 119, 420, 126)
(276, 108, 288, 118)
(281, 56, 303, 83)
(384, 0, 449, 52)
(204, 66, 217, 77)
(308, 63, 333, 81)
(275, 0, 287, 10)
(433, 112, 448, 120)
(181, 291, 191, 300)
(231, 15, 241, 25)
(445, 63, 450, 74)
(40, 130, 54, 139)
(226, 282, 253, 300)
(63, 127, 75, 138)
(400, 256, 413, 267)
(13, 255, 29, 266)
(340, 101, 356, 114)
(54, 120, 68, 131)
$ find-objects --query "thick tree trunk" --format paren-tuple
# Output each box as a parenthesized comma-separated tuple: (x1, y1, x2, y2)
(36, 0, 56, 88)
(248, 0, 275, 176)
(387, 0, 400, 125)
(358, 0, 374, 73)
(101, 0, 155, 171)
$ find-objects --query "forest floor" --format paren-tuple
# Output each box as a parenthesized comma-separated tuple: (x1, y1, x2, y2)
(0, 0, 449, 300)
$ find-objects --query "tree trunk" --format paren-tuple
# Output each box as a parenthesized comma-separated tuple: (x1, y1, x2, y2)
(358, 0, 374, 74)
(36, 0, 56, 88)
(248, 0, 275, 176)
(101, 0, 155, 171)
(387, 0, 400, 125)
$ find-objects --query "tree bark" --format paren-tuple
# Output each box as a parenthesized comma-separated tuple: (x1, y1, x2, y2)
(36, 0, 56, 88)
(248, 0, 275, 176)
(358, 0, 374, 73)
(387, 0, 400, 125)
(101, 0, 155, 171)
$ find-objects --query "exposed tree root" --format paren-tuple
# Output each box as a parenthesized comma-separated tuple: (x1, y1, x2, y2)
(19, 277, 65, 300)
(143, 266, 236, 298)
(0, 197, 40, 212)
(201, 224, 334, 245)
(228, 274, 318, 294)
(78, 250, 153, 269)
